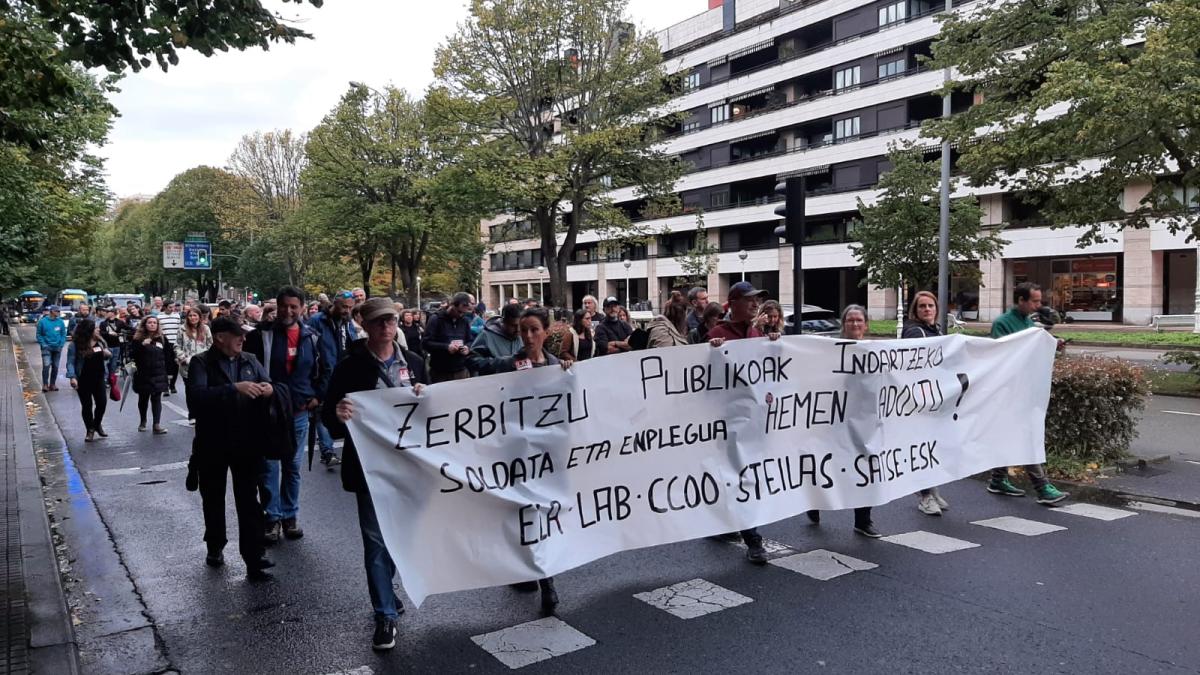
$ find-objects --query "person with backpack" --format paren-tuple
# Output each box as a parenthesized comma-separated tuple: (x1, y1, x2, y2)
(308, 290, 359, 466)
(187, 317, 276, 581)
(325, 298, 428, 651)
(245, 286, 330, 544)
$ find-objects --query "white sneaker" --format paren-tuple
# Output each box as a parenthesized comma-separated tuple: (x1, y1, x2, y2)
(933, 492, 950, 510)
(917, 494, 942, 516)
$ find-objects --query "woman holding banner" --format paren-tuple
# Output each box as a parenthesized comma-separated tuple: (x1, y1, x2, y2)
(492, 307, 572, 614)
(805, 305, 883, 538)
(902, 291, 952, 517)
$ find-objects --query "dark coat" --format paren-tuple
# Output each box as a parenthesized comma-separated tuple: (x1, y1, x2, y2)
(423, 309, 473, 375)
(244, 319, 329, 405)
(593, 316, 633, 356)
(309, 311, 359, 368)
(186, 349, 272, 457)
(131, 337, 169, 394)
(323, 341, 428, 494)
(902, 321, 943, 340)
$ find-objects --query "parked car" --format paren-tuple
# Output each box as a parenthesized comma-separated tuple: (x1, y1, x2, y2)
(781, 304, 842, 336)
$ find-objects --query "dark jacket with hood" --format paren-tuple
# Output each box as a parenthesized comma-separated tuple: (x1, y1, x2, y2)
(186, 348, 272, 456)
(244, 318, 329, 407)
(467, 316, 524, 375)
(593, 314, 633, 356)
(902, 320, 943, 340)
(323, 340, 428, 494)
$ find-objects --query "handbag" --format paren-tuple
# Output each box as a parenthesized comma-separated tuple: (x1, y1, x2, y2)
(108, 372, 121, 401)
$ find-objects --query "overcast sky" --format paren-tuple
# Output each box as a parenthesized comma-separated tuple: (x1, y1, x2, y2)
(99, 0, 704, 199)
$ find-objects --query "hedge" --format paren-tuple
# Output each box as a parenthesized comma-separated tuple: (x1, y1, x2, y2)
(1045, 355, 1148, 465)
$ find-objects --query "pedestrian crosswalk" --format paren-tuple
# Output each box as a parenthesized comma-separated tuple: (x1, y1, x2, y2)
(469, 503, 1140, 669)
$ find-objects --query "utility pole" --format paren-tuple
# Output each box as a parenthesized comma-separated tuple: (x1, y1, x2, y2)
(774, 166, 828, 332)
(936, 0, 953, 332)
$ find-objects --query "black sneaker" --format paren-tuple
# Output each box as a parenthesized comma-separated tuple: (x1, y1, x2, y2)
(263, 521, 281, 545)
(282, 518, 304, 540)
(806, 510, 820, 524)
(372, 618, 398, 651)
(95, 425, 108, 438)
(745, 542, 768, 565)
(205, 551, 224, 568)
(247, 567, 274, 582)
(185, 465, 198, 492)
(248, 556, 275, 570)
(854, 523, 883, 539)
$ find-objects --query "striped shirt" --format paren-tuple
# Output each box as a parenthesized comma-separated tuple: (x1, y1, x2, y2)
(157, 312, 182, 342)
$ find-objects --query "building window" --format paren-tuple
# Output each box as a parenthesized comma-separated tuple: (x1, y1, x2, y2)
(683, 120, 701, 134)
(834, 116, 860, 140)
(878, 1, 906, 26)
(684, 71, 701, 91)
(710, 191, 729, 208)
(878, 58, 904, 79)
(710, 104, 729, 124)
(834, 66, 860, 91)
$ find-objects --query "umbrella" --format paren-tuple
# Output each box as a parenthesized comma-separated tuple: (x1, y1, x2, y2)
(118, 361, 135, 411)
(306, 409, 317, 471)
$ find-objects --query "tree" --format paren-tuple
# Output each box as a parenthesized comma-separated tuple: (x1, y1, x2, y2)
(431, 0, 682, 307)
(674, 211, 718, 287)
(926, 0, 1200, 246)
(227, 130, 311, 287)
(849, 145, 1006, 293)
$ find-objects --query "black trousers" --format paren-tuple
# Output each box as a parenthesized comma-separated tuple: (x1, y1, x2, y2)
(165, 343, 179, 389)
(137, 392, 162, 425)
(198, 452, 265, 564)
(76, 381, 107, 431)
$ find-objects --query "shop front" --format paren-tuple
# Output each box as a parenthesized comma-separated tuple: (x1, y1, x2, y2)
(1012, 255, 1122, 322)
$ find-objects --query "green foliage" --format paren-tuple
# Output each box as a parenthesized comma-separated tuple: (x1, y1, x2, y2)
(1046, 356, 1149, 464)
(927, 0, 1200, 246)
(1053, 330, 1200, 347)
(850, 145, 1006, 292)
(431, 0, 682, 306)
(674, 211, 718, 286)
(1163, 350, 1200, 379)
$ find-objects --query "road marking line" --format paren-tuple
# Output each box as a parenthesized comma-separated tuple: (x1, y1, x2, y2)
(1054, 503, 1136, 521)
(171, 419, 191, 427)
(881, 531, 980, 554)
(90, 467, 141, 477)
(1187, 460, 1200, 466)
(161, 399, 189, 417)
(971, 516, 1067, 536)
(1126, 501, 1200, 519)
(769, 549, 878, 581)
(1163, 410, 1200, 417)
(634, 578, 752, 619)
(471, 616, 595, 669)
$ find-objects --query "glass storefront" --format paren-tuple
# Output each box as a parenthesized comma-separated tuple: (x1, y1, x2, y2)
(1013, 256, 1121, 321)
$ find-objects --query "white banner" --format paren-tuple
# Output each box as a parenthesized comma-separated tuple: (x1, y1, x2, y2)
(347, 328, 1056, 606)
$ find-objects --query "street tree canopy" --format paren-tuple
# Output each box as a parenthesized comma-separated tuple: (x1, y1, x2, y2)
(850, 145, 1006, 293)
(927, 0, 1200, 246)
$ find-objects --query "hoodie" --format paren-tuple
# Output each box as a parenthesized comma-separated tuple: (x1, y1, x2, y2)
(467, 316, 524, 376)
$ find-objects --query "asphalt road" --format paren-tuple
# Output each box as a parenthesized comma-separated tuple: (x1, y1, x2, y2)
(17, 327, 1200, 674)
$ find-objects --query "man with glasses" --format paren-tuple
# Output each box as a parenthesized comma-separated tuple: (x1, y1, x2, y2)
(424, 292, 474, 383)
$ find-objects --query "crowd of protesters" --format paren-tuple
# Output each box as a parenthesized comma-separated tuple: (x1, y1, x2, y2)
(24, 279, 1069, 652)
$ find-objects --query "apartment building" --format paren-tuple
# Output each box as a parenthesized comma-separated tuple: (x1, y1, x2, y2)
(481, 0, 1199, 325)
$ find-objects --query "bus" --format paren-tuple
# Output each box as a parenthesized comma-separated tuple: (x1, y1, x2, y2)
(56, 288, 89, 318)
(98, 293, 145, 310)
(18, 290, 45, 322)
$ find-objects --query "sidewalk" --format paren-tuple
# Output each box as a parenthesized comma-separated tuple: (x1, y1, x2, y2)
(1, 334, 78, 674)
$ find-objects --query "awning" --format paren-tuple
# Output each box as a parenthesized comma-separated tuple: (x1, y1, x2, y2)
(730, 129, 778, 143)
(730, 85, 775, 102)
(728, 39, 775, 61)
(875, 45, 906, 57)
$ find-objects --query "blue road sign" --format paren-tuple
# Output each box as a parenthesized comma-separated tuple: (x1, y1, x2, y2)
(183, 241, 211, 270)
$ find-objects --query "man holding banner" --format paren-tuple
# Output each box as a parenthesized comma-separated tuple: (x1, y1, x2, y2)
(325, 298, 428, 652)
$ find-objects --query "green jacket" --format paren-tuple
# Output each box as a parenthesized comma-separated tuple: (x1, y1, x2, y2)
(990, 307, 1035, 338)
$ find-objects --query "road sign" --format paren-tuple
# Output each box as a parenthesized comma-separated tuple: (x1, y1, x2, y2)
(162, 242, 184, 269)
(183, 241, 212, 270)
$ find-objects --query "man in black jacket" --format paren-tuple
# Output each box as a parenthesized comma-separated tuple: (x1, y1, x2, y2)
(593, 297, 633, 356)
(324, 298, 427, 651)
(186, 317, 276, 581)
(423, 292, 473, 382)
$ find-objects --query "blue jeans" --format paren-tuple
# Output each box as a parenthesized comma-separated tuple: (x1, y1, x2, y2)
(261, 413, 308, 523)
(108, 346, 122, 374)
(316, 418, 336, 456)
(41, 347, 62, 387)
(356, 490, 401, 620)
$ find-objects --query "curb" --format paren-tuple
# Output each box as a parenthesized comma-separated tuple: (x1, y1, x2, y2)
(1064, 341, 1200, 352)
(972, 463, 1200, 513)
(4, 336, 81, 675)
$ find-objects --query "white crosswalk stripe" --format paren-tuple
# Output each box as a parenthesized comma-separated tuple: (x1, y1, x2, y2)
(1054, 503, 1136, 521)
(471, 616, 595, 669)
(881, 530, 980, 554)
(971, 516, 1066, 536)
(161, 398, 189, 417)
(1126, 501, 1200, 519)
(634, 578, 752, 619)
(769, 549, 878, 581)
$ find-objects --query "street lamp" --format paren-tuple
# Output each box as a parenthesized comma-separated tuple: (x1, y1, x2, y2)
(537, 265, 546, 305)
(738, 249, 748, 282)
(415, 275, 422, 309)
(622, 259, 631, 308)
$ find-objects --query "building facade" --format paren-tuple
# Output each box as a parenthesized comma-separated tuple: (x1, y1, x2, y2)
(481, 0, 1199, 325)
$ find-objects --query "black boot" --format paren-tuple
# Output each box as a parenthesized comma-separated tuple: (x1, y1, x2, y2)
(539, 577, 558, 614)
